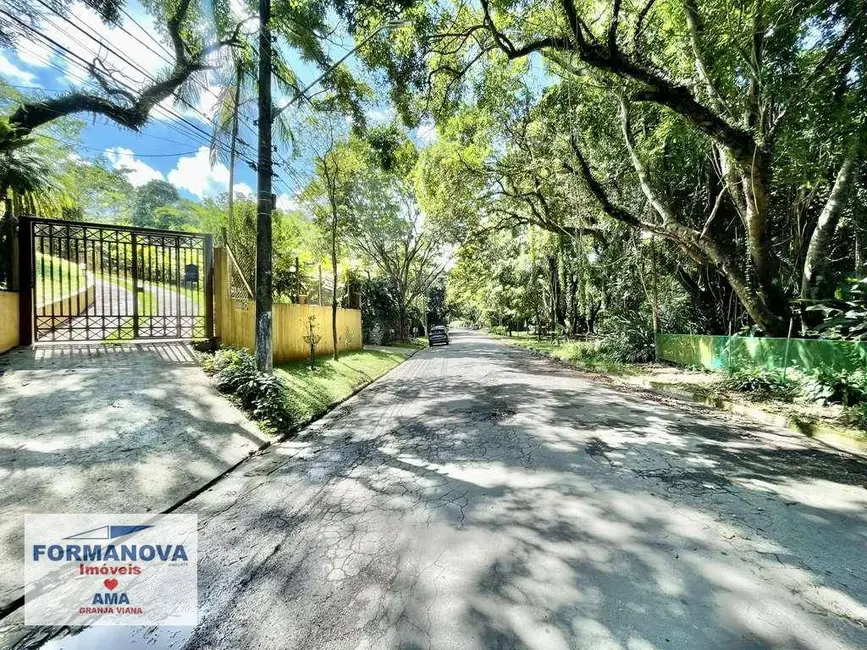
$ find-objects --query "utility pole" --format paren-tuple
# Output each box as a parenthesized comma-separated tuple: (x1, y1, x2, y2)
(255, 0, 273, 372)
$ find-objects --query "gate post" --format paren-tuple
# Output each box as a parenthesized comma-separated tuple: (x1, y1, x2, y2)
(203, 234, 214, 340)
(131, 232, 139, 339)
(17, 216, 32, 346)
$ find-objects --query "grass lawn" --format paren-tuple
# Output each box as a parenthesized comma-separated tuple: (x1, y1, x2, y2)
(275, 349, 408, 425)
(493, 330, 639, 376)
(385, 337, 428, 349)
(34, 253, 88, 305)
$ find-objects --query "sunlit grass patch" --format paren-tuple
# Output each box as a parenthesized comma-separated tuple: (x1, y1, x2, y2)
(273, 349, 407, 425)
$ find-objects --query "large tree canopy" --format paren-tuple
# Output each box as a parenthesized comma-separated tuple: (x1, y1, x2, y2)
(366, 0, 867, 335)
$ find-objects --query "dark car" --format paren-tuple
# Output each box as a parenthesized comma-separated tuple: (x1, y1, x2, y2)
(428, 325, 449, 346)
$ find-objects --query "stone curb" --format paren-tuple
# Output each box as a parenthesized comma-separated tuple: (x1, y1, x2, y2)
(631, 379, 867, 457)
(489, 332, 867, 458)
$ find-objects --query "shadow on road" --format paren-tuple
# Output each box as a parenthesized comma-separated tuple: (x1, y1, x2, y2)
(8, 331, 867, 650)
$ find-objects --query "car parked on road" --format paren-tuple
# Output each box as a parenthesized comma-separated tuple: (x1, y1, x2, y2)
(428, 325, 449, 346)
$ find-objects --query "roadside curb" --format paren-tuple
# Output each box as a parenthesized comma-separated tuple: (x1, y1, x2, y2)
(0, 346, 420, 624)
(632, 379, 867, 457)
(493, 334, 867, 458)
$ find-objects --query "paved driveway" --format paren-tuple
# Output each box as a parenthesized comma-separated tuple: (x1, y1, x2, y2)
(4, 330, 867, 649)
(38, 277, 202, 342)
(0, 343, 267, 617)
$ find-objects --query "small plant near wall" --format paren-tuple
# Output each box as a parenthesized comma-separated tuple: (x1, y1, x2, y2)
(801, 368, 867, 407)
(718, 368, 799, 402)
(843, 403, 867, 431)
(339, 324, 354, 349)
(200, 348, 292, 431)
(302, 315, 322, 370)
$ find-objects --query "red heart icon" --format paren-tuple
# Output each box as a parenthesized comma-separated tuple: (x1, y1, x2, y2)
(103, 579, 118, 591)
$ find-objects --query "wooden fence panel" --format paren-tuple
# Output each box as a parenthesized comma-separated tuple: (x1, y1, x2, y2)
(214, 248, 362, 363)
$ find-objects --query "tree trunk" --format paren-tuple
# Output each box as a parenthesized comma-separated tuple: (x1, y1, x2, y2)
(254, 0, 273, 373)
(227, 64, 242, 235)
(331, 223, 339, 361)
(398, 300, 407, 341)
(801, 146, 859, 300)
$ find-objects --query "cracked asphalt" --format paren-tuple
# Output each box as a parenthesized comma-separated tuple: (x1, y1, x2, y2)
(6, 329, 867, 650)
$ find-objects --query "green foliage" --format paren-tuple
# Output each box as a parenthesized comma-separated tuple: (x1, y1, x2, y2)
(718, 368, 798, 402)
(0, 116, 34, 152)
(0, 135, 76, 216)
(804, 278, 867, 340)
(378, 0, 867, 339)
(801, 369, 867, 407)
(203, 348, 292, 430)
(132, 180, 181, 229)
(598, 314, 656, 364)
(842, 403, 867, 431)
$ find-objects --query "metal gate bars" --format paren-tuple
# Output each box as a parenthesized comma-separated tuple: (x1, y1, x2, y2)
(18, 217, 213, 344)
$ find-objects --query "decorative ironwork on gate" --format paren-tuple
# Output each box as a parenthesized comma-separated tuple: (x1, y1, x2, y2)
(20, 217, 213, 343)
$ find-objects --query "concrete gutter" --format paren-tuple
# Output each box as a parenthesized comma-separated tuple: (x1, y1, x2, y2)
(492, 334, 867, 458)
(630, 378, 867, 457)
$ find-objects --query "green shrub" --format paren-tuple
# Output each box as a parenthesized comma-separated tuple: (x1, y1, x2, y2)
(599, 315, 655, 363)
(718, 367, 798, 402)
(842, 403, 867, 431)
(801, 368, 867, 406)
(562, 341, 603, 363)
(203, 348, 292, 430)
(490, 325, 507, 335)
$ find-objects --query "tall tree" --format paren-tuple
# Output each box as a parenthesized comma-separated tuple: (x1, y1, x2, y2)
(349, 178, 444, 339)
(374, 0, 867, 335)
(303, 119, 365, 360)
(132, 180, 179, 229)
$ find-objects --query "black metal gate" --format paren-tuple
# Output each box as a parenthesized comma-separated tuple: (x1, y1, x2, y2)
(19, 217, 213, 344)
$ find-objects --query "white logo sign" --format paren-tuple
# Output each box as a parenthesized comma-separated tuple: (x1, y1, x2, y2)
(24, 514, 197, 626)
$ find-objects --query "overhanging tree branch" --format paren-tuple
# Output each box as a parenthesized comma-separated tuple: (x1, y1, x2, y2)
(7, 2, 243, 136)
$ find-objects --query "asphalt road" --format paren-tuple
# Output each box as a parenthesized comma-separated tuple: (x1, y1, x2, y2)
(7, 329, 867, 649)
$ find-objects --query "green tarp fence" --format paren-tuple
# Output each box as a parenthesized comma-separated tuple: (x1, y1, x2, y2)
(655, 334, 867, 374)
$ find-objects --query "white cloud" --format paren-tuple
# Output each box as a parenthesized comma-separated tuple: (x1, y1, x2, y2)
(167, 147, 231, 198)
(276, 193, 300, 212)
(0, 53, 35, 83)
(415, 121, 438, 143)
(105, 147, 164, 187)
(14, 4, 166, 85)
(365, 107, 396, 124)
(232, 183, 253, 198)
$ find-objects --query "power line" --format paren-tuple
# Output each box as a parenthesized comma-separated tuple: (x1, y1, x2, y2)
(30, 1, 253, 157)
(38, 133, 198, 157)
(6, 5, 261, 167)
(5, 8, 324, 197)
(115, 5, 176, 67)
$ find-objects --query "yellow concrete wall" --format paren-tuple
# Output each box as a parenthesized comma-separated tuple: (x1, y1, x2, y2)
(0, 291, 19, 353)
(214, 248, 363, 363)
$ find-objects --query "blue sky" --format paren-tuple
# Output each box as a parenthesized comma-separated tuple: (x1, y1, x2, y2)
(0, 0, 436, 211)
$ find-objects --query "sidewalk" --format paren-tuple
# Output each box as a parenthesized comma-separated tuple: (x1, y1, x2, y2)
(0, 342, 268, 613)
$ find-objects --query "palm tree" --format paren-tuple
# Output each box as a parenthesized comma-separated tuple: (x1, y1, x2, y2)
(0, 138, 74, 287)
(207, 0, 369, 242)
